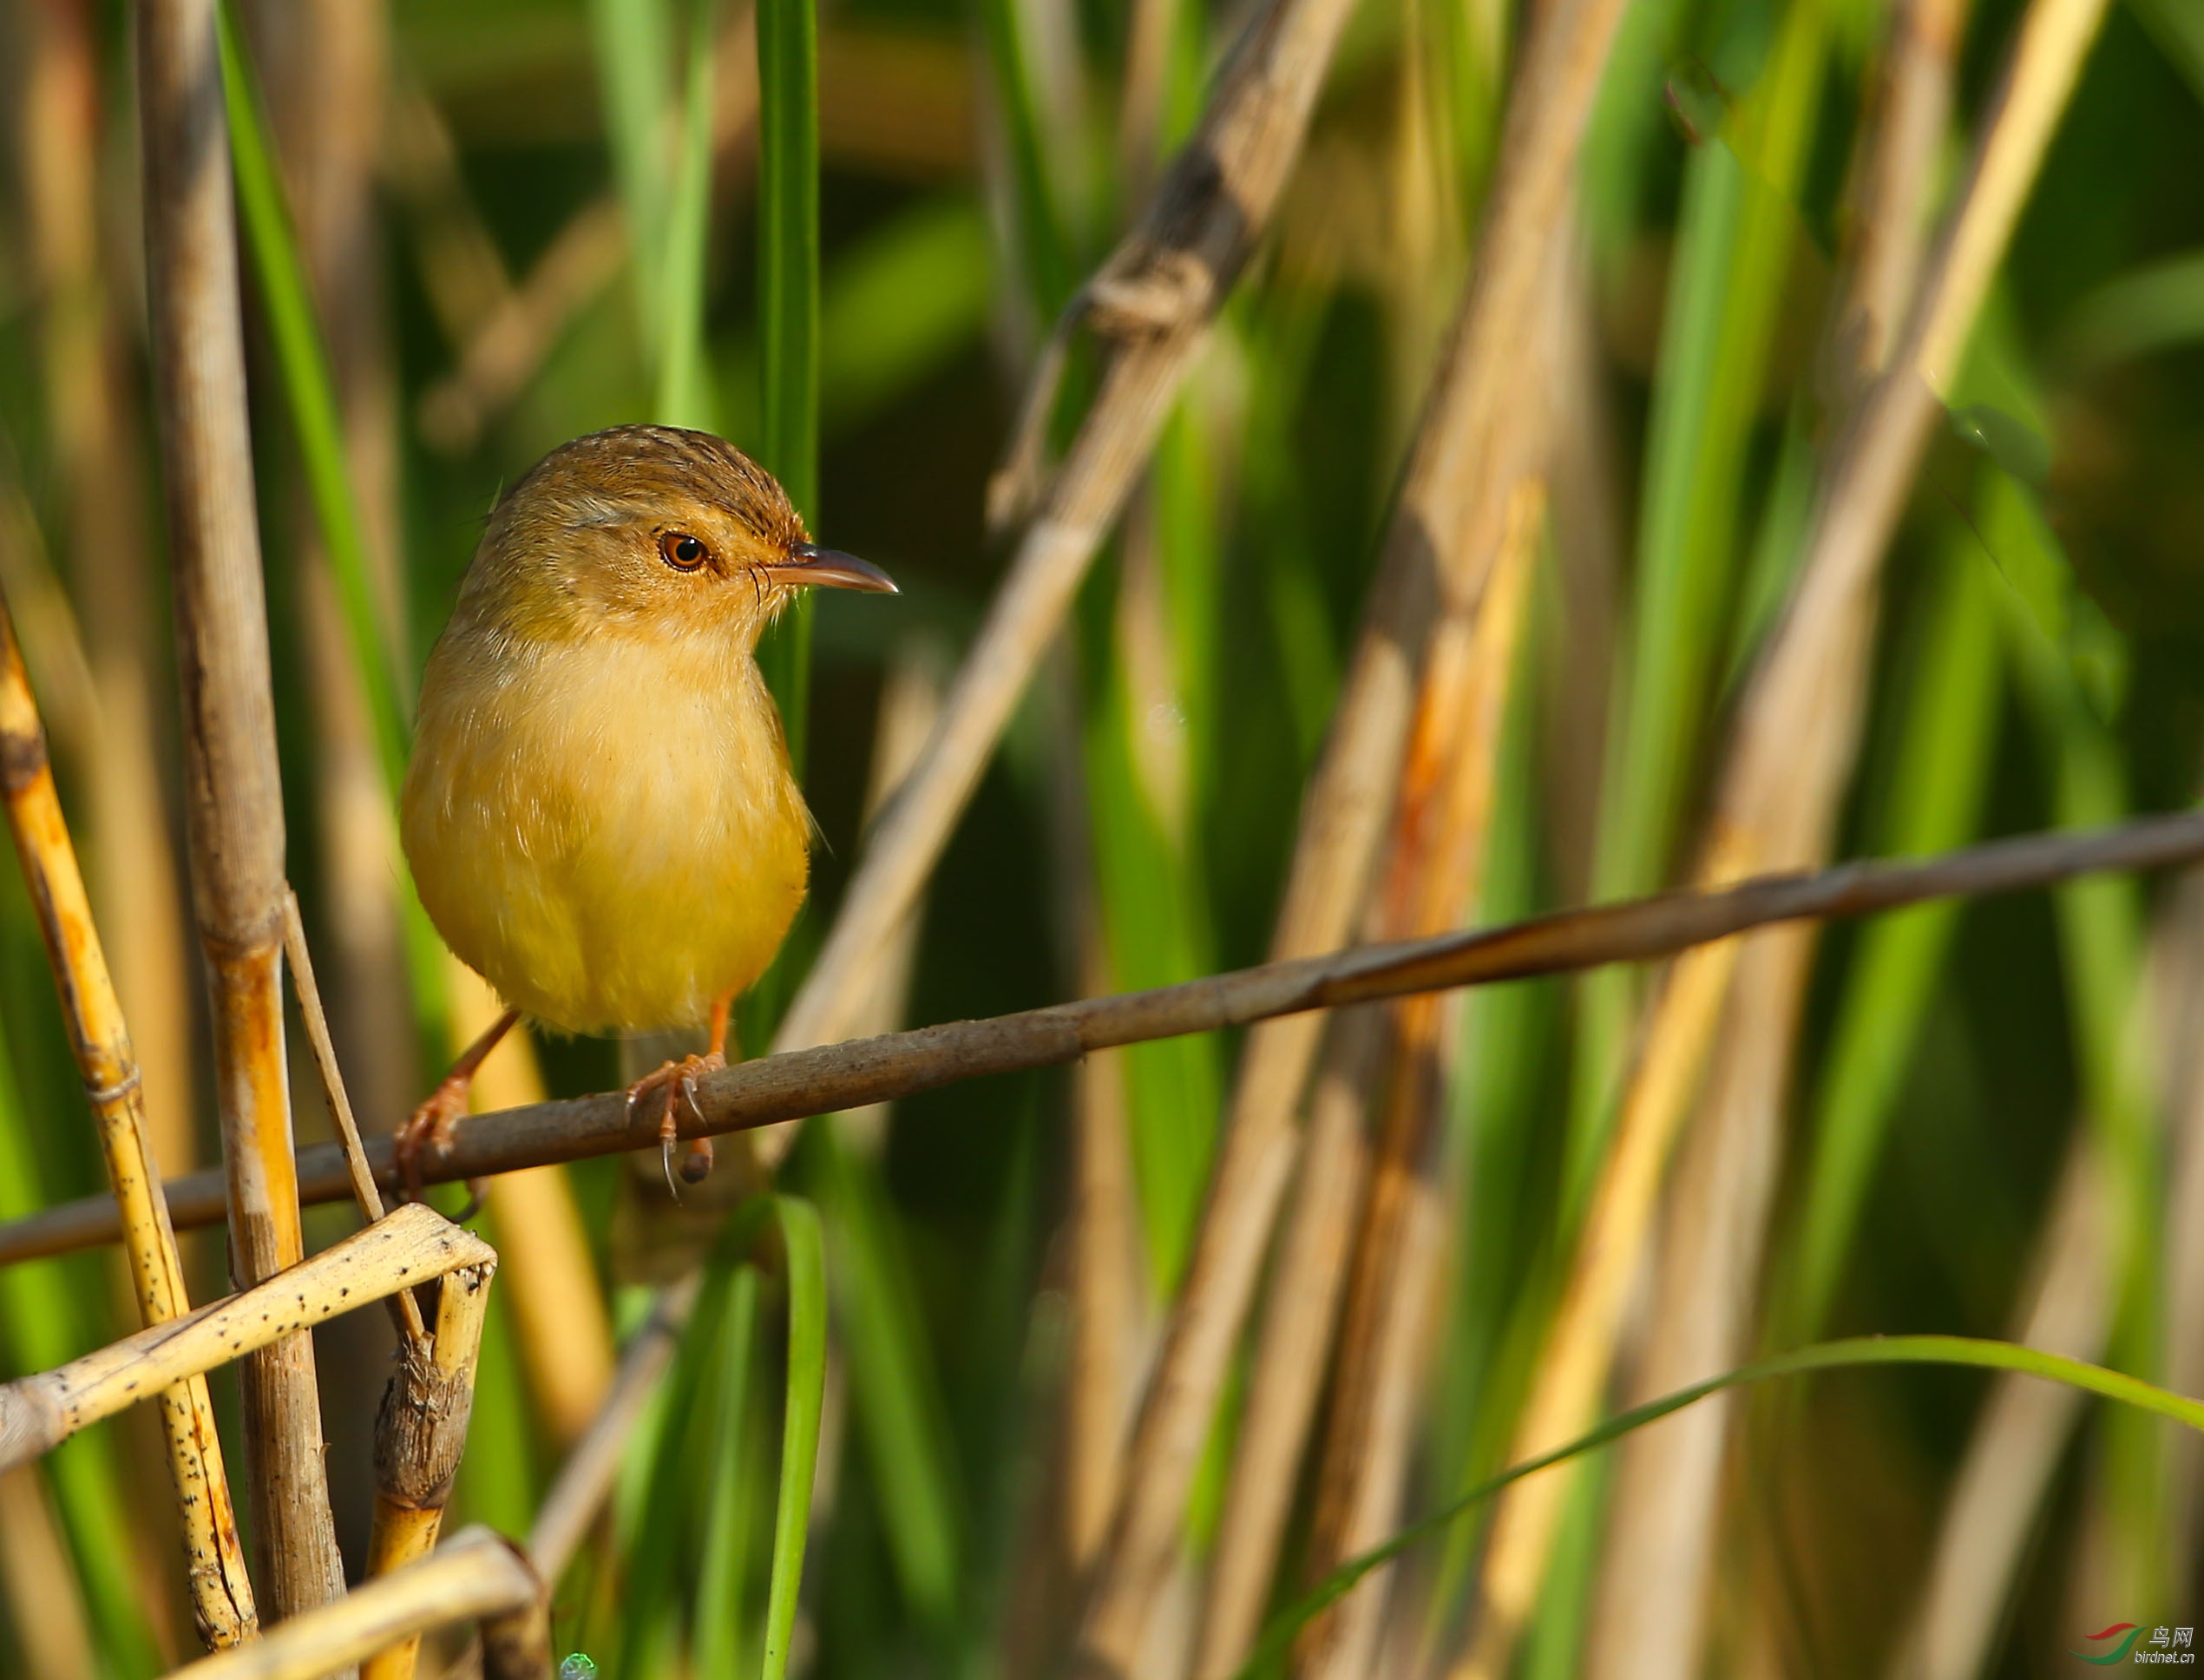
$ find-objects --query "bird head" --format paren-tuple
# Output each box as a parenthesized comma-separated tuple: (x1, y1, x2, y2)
(463, 425, 895, 648)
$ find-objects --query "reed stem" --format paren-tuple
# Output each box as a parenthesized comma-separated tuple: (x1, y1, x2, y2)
(137, 0, 347, 1626)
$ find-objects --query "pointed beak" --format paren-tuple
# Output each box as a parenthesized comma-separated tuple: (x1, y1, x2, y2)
(761, 541, 899, 594)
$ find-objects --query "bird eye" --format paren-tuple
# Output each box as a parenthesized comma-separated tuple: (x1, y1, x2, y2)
(659, 531, 710, 572)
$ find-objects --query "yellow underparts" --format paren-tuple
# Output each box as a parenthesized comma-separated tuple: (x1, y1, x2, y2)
(400, 624, 807, 1037)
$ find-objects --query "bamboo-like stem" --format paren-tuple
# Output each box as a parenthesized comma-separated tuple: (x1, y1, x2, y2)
(528, 1271, 704, 1580)
(10, 811, 2201, 1268)
(1067, 0, 1622, 1650)
(1289, 482, 1541, 1680)
(762, 0, 1364, 1093)
(1452, 0, 2114, 1667)
(0, 584, 256, 1644)
(0, 1204, 494, 1469)
(364, 1260, 496, 1680)
(161, 1527, 547, 1680)
(137, 0, 349, 1623)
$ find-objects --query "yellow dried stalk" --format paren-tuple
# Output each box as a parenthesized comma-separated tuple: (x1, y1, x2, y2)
(364, 1261, 498, 1680)
(0, 584, 257, 1646)
(0, 1204, 493, 1470)
(161, 1527, 546, 1680)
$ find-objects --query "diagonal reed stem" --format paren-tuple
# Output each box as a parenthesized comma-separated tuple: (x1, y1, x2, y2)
(7, 810, 2204, 1270)
(137, 0, 348, 1628)
(0, 581, 256, 1646)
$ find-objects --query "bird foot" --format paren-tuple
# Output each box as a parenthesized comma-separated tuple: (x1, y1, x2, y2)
(397, 1074, 471, 1203)
(626, 1051, 725, 1198)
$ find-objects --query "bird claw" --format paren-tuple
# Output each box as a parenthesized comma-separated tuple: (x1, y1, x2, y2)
(396, 1075, 471, 1202)
(627, 1050, 725, 1199)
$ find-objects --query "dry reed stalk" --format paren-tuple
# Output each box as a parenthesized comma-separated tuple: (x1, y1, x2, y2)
(284, 891, 428, 1342)
(1287, 483, 1542, 1680)
(1582, 925, 1811, 1680)
(19, 0, 200, 1179)
(1886, 1138, 2113, 1680)
(364, 1261, 496, 1680)
(528, 1272, 704, 1580)
(455, 961, 616, 1450)
(0, 586, 257, 1643)
(138, 0, 351, 1621)
(1192, 1007, 1381, 1680)
(0, 1466, 100, 1679)
(1193, 482, 1535, 1679)
(1451, 0, 2112, 1664)
(1837, 0, 1981, 384)
(763, 0, 1366, 1099)
(161, 1527, 547, 1680)
(1044, 646, 1149, 1583)
(12, 810, 2204, 1266)
(0, 1204, 493, 1468)
(1069, 0, 1624, 1650)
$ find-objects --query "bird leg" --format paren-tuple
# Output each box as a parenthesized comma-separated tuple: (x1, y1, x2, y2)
(396, 1007, 521, 1201)
(626, 993, 733, 1197)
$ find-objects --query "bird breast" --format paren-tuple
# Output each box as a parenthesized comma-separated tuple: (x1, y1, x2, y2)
(400, 624, 809, 1037)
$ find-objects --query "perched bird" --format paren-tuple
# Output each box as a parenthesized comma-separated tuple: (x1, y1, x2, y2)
(397, 425, 895, 1188)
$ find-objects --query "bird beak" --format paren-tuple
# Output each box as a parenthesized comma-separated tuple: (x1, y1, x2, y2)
(762, 541, 899, 593)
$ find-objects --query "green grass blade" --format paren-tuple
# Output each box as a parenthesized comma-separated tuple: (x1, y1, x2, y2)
(753, 0, 822, 776)
(759, 1195, 828, 1680)
(694, 1264, 762, 1680)
(593, 0, 677, 357)
(1232, 1335, 2204, 1680)
(974, 0, 1078, 315)
(659, 0, 724, 433)
(814, 1125, 962, 1624)
(1785, 529, 2002, 1334)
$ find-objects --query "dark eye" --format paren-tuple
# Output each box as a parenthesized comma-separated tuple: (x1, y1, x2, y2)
(659, 531, 710, 571)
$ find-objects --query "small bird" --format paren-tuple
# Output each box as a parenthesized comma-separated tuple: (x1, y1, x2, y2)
(397, 425, 895, 1189)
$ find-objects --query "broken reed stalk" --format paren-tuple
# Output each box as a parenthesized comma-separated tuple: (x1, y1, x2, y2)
(0, 1204, 493, 1469)
(762, 0, 1364, 1093)
(138, 0, 348, 1622)
(1289, 482, 1542, 1680)
(0, 583, 257, 1644)
(1452, 0, 2115, 1668)
(10, 812, 2200, 1276)
(365, 1261, 497, 1680)
(161, 1526, 548, 1680)
(1067, 0, 1626, 1657)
